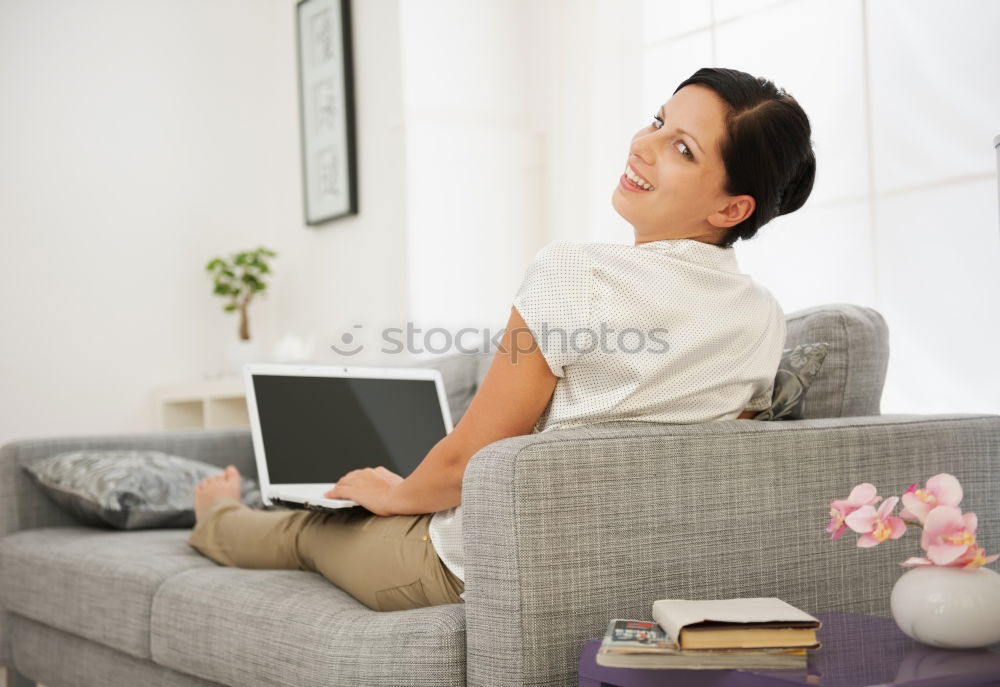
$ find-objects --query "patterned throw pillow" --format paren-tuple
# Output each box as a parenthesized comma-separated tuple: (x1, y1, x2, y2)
(751, 342, 831, 421)
(22, 450, 263, 529)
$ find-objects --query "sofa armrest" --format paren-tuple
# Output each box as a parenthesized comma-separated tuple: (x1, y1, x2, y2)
(0, 428, 253, 538)
(461, 413, 1000, 687)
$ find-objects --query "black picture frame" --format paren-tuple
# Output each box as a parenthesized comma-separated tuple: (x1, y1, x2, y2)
(295, 0, 358, 225)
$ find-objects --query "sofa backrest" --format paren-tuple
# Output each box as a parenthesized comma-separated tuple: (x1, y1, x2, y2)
(784, 303, 889, 418)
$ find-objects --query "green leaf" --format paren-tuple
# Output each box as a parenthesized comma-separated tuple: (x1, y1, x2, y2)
(223, 304, 237, 312)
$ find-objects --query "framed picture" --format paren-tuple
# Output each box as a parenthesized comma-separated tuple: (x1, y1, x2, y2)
(295, 0, 358, 225)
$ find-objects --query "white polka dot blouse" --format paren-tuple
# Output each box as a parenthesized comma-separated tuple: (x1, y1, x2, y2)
(429, 238, 787, 589)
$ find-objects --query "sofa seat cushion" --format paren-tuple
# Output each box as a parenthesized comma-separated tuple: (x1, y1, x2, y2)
(150, 566, 466, 687)
(0, 527, 216, 660)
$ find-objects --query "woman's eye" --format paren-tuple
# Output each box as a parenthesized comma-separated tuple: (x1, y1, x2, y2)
(651, 115, 694, 160)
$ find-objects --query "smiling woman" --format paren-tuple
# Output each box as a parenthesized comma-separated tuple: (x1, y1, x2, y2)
(613, 67, 816, 249)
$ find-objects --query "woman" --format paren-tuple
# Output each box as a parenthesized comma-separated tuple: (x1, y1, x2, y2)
(188, 67, 816, 612)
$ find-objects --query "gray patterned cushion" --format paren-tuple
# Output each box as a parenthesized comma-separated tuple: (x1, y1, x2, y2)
(752, 342, 830, 421)
(21, 450, 263, 529)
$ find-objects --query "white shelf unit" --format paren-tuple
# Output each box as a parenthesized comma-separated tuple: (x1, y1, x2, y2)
(153, 377, 249, 430)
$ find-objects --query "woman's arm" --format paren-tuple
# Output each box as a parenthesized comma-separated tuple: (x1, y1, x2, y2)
(383, 305, 559, 515)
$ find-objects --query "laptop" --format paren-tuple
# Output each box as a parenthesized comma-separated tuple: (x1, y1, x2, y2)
(242, 362, 454, 512)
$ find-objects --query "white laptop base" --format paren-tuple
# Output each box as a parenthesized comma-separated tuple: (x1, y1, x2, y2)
(265, 484, 359, 512)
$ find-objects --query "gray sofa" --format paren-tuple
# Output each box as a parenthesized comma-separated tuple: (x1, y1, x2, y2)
(1, 303, 998, 687)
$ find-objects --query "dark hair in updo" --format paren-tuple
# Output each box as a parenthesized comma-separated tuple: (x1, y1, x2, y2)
(673, 67, 816, 248)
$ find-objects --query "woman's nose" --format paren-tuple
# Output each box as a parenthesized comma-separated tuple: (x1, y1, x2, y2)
(628, 142, 654, 168)
(629, 132, 656, 165)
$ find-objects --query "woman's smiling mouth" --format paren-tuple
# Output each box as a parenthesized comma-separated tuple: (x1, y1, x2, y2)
(621, 164, 654, 192)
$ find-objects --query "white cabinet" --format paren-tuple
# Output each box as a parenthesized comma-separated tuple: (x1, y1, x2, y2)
(153, 377, 249, 430)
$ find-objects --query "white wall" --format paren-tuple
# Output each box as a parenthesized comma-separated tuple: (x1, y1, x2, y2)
(639, 0, 1000, 415)
(0, 0, 411, 444)
(398, 0, 544, 342)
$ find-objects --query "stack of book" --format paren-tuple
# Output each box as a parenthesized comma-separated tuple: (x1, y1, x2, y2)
(596, 597, 821, 670)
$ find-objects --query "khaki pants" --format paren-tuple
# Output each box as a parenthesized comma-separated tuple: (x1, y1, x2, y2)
(187, 497, 465, 612)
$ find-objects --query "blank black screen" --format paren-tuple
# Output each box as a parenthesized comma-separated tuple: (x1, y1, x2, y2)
(251, 374, 448, 484)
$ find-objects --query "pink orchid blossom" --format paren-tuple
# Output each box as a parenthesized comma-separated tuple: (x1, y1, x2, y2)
(826, 483, 881, 540)
(828, 476, 996, 568)
(901, 543, 1000, 569)
(899, 473, 963, 523)
(916, 505, 983, 566)
(952, 544, 1000, 568)
(845, 496, 907, 547)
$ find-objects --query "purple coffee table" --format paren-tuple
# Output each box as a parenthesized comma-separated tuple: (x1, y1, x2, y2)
(579, 612, 1000, 687)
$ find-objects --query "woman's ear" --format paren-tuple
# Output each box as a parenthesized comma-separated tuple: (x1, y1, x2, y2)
(708, 194, 755, 229)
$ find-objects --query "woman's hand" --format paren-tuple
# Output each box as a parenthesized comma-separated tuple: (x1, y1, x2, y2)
(324, 466, 405, 517)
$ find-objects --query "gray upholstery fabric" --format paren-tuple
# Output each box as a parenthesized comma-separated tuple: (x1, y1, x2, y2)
(10, 613, 221, 687)
(783, 303, 889, 418)
(151, 567, 466, 686)
(0, 427, 254, 668)
(462, 413, 1000, 686)
(0, 527, 216, 659)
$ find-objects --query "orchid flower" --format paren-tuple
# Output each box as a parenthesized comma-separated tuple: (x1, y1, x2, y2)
(845, 496, 907, 547)
(901, 544, 1000, 569)
(827, 477, 997, 568)
(899, 473, 963, 524)
(899, 505, 1000, 568)
(826, 483, 881, 540)
(916, 505, 982, 565)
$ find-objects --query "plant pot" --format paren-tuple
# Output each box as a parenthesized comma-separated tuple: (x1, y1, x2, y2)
(890, 565, 1000, 648)
(225, 339, 267, 376)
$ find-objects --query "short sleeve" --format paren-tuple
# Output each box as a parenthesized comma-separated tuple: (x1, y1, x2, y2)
(511, 241, 594, 378)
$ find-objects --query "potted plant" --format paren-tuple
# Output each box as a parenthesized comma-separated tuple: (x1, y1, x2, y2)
(206, 246, 277, 373)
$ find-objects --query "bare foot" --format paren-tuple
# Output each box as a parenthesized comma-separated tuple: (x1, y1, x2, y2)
(194, 465, 241, 522)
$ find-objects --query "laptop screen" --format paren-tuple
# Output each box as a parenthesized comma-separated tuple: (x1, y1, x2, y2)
(250, 373, 449, 484)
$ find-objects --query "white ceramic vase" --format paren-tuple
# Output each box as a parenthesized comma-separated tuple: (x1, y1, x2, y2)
(890, 565, 1000, 649)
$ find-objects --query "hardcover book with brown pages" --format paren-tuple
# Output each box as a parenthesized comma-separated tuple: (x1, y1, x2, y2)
(650, 597, 822, 651)
(596, 619, 809, 670)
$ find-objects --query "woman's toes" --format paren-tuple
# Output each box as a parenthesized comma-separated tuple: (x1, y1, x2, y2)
(193, 470, 242, 523)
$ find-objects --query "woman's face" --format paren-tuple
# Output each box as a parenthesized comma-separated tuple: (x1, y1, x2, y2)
(612, 84, 752, 244)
